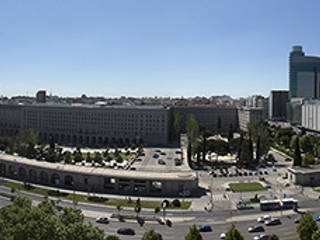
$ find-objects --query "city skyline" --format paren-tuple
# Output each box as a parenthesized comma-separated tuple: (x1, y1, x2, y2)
(1, 1, 320, 98)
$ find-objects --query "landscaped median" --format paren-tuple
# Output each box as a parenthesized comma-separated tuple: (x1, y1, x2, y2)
(228, 182, 265, 192)
(2, 181, 191, 209)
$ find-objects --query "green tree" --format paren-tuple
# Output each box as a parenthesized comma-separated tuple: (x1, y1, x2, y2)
(293, 136, 302, 166)
(94, 152, 103, 164)
(228, 124, 234, 142)
(74, 152, 82, 163)
(0, 196, 107, 240)
(154, 206, 160, 217)
(86, 152, 91, 163)
(199, 126, 211, 163)
(116, 204, 122, 215)
(106, 235, 120, 240)
(268, 234, 279, 240)
(297, 213, 318, 240)
(135, 198, 141, 218)
(186, 114, 200, 147)
(224, 224, 244, 240)
(185, 225, 202, 240)
(172, 111, 183, 141)
(142, 229, 162, 240)
(300, 134, 315, 153)
(312, 228, 320, 240)
(302, 153, 315, 166)
(217, 117, 222, 133)
(64, 151, 72, 164)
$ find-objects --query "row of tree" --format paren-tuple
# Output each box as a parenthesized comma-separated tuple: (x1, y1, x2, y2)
(185, 114, 271, 169)
(0, 129, 143, 165)
(272, 126, 320, 167)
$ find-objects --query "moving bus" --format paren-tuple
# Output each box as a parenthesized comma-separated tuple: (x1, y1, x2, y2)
(260, 198, 298, 211)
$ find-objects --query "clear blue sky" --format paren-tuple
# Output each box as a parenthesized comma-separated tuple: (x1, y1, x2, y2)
(1, 0, 320, 98)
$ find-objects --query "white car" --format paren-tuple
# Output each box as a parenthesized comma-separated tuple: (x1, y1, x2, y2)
(96, 217, 109, 224)
(257, 215, 271, 223)
(253, 234, 269, 240)
(220, 233, 226, 239)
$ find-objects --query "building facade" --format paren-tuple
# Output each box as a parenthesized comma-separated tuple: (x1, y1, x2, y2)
(269, 90, 289, 121)
(237, 107, 264, 131)
(0, 153, 198, 196)
(288, 166, 320, 187)
(301, 100, 320, 131)
(289, 46, 320, 99)
(0, 104, 170, 146)
(172, 106, 238, 133)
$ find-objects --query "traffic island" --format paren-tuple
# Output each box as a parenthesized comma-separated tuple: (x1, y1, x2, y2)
(229, 182, 265, 192)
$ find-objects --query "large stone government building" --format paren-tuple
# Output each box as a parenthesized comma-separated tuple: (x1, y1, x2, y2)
(0, 103, 239, 146)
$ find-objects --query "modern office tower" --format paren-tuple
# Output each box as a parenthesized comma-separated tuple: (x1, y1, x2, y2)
(36, 90, 46, 103)
(289, 46, 320, 99)
(269, 90, 289, 120)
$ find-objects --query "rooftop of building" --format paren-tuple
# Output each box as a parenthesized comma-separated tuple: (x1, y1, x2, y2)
(288, 165, 320, 174)
(0, 102, 168, 110)
(0, 153, 197, 181)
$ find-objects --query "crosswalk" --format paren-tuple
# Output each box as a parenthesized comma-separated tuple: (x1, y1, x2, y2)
(207, 193, 229, 201)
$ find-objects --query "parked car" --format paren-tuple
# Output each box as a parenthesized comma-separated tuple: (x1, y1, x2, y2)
(248, 225, 264, 232)
(158, 159, 166, 165)
(196, 224, 212, 232)
(174, 158, 182, 166)
(253, 234, 269, 240)
(257, 215, 271, 223)
(117, 228, 135, 235)
(294, 215, 301, 224)
(248, 225, 264, 233)
(315, 216, 320, 221)
(96, 217, 109, 224)
(220, 233, 226, 239)
(153, 153, 159, 158)
(265, 218, 281, 226)
(160, 152, 166, 155)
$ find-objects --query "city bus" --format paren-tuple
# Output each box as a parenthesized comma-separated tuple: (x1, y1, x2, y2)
(260, 198, 298, 211)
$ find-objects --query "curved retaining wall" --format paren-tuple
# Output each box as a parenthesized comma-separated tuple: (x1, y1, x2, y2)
(0, 153, 198, 197)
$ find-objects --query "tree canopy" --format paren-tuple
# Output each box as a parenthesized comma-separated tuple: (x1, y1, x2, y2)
(297, 213, 318, 240)
(0, 196, 110, 240)
(224, 224, 244, 240)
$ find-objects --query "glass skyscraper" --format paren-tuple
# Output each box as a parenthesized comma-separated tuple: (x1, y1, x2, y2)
(289, 46, 320, 99)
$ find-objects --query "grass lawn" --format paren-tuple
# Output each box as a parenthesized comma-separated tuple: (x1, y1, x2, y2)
(3, 182, 191, 209)
(285, 238, 299, 240)
(313, 188, 320, 192)
(229, 182, 265, 192)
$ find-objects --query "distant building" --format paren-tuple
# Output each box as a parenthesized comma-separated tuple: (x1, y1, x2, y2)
(269, 90, 288, 121)
(288, 166, 320, 187)
(301, 99, 320, 131)
(36, 90, 46, 103)
(287, 98, 305, 125)
(237, 107, 264, 131)
(289, 46, 320, 99)
(172, 106, 238, 133)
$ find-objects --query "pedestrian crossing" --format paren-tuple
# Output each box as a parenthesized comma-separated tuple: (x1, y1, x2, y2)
(207, 193, 229, 201)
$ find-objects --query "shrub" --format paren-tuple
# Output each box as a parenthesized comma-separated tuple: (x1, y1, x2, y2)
(47, 190, 69, 197)
(171, 199, 181, 207)
(87, 196, 108, 203)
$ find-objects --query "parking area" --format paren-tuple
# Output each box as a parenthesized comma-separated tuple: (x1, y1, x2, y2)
(132, 148, 187, 172)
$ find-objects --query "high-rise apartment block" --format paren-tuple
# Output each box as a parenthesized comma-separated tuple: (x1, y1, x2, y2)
(269, 90, 288, 121)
